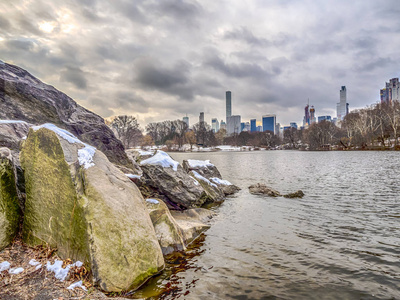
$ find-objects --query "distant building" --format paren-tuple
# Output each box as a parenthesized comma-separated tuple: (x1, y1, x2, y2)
(183, 116, 189, 127)
(220, 120, 226, 130)
(211, 118, 219, 132)
(336, 86, 349, 120)
(310, 106, 316, 124)
(240, 122, 245, 132)
(283, 126, 291, 131)
(290, 122, 298, 129)
(226, 115, 241, 135)
(256, 125, 262, 132)
(250, 119, 257, 132)
(262, 114, 276, 134)
(226, 91, 232, 121)
(381, 78, 400, 104)
(275, 123, 280, 137)
(318, 115, 332, 122)
(199, 112, 204, 124)
(303, 103, 310, 127)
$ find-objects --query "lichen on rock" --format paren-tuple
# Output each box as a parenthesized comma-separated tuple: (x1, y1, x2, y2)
(0, 153, 22, 250)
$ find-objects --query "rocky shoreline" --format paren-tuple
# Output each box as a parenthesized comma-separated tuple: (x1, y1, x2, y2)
(0, 62, 242, 298)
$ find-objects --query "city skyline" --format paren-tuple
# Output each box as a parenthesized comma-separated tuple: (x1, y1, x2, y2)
(1, 1, 400, 127)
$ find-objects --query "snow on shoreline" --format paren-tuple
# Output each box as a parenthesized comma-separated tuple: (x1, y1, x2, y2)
(32, 123, 96, 169)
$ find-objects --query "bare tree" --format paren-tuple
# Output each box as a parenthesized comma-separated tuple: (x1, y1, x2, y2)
(109, 115, 142, 148)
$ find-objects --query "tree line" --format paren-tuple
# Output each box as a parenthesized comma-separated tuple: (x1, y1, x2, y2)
(107, 101, 400, 150)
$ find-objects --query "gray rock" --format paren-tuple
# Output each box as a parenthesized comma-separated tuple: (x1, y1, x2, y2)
(145, 198, 186, 255)
(283, 190, 305, 198)
(248, 183, 281, 197)
(0, 62, 130, 167)
(189, 171, 225, 204)
(0, 121, 30, 151)
(20, 125, 164, 292)
(0, 151, 22, 250)
(139, 151, 207, 210)
(170, 208, 215, 245)
(208, 177, 241, 196)
(182, 159, 222, 179)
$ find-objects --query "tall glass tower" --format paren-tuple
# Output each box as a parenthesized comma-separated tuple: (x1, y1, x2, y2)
(226, 91, 232, 121)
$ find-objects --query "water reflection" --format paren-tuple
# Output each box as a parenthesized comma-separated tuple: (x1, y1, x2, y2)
(131, 151, 400, 299)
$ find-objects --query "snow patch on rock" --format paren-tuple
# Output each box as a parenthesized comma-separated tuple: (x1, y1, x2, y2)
(187, 159, 214, 168)
(146, 198, 159, 205)
(32, 123, 96, 169)
(140, 150, 179, 171)
(192, 171, 218, 188)
(210, 177, 232, 186)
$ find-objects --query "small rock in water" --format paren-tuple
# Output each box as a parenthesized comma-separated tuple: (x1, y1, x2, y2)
(248, 183, 281, 197)
(283, 190, 305, 198)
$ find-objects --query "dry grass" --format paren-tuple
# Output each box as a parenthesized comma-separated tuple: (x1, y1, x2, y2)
(0, 240, 111, 300)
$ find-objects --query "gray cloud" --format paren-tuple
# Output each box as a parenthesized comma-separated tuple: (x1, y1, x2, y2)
(59, 66, 88, 89)
(1, 0, 400, 126)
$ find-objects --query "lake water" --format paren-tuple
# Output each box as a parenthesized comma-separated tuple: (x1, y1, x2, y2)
(132, 151, 400, 300)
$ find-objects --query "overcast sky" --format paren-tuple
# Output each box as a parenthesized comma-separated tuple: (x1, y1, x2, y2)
(1, 0, 400, 127)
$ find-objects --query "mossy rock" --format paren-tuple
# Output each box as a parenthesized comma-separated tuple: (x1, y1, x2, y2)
(0, 156, 22, 250)
(20, 127, 164, 292)
(20, 128, 89, 262)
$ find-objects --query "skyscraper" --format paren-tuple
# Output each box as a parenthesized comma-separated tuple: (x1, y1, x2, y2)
(183, 116, 189, 127)
(250, 119, 257, 132)
(199, 112, 204, 124)
(262, 114, 276, 134)
(380, 78, 399, 104)
(303, 103, 310, 127)
(226, 115, 241, 135)
(310, 106, 316, 124)
(211, 118, 219, 132)
(336, 86, 349, 120)
(226, 91, 232, 121)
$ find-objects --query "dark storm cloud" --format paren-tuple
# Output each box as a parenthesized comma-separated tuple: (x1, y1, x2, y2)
(135, 58, 190, 90)
(59, 66, 88, 89)
(0, 15, 11, 31)
(114, 91, 149, 113)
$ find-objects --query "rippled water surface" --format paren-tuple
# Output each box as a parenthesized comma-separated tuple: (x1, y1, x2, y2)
(133, 151, 400, 300)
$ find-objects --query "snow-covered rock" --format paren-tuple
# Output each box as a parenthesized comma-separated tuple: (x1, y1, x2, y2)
(182, 159, 222, 179)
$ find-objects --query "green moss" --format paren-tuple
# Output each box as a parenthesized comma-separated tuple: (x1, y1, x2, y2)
(0, 157, 22, 250)
(20, 128, 89, 263)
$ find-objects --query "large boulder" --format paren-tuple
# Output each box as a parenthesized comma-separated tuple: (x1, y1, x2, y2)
(182, 159, 222, 179)
(0, 120, 30, 151)
(189, 170, 225, 204)
(0, 61, 130, 167)
(208, 177, 241, 196)
(20, 124, 164, 292)
(0, 148, 22, 250)
(139, 151, 207, 210)
(170, 208, 215, 245)
(145, 198, 186, 255)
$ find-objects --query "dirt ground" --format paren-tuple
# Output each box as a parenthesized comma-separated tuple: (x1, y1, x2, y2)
(0, 241, 130, 300)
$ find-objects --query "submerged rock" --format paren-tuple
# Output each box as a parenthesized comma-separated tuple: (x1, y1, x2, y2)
(248, 183, 281, 197)
(0, 62, 130, 167)
(140, 151, 207, 210)
(0, 150, 22, 250)
(283, 190, 305, 198)
(20, 125, 164, 292)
